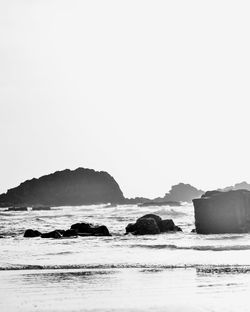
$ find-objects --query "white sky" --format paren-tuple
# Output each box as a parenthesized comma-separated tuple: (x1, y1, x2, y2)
(1, 0, 250, 198)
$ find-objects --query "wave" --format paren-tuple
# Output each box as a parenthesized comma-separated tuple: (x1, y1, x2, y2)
(129, 244, 250, 251)
(153, 208, 188, 217)
(1, 263, 250, 273)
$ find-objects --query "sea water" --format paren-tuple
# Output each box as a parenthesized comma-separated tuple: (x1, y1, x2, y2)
(1, 204, 250, 311)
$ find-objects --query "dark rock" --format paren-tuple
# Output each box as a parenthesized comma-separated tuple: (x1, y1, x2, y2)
(8, 207, 27, 211)
(201, 190, 221, 198)
(164, 183, 204, 203)
(71, 222, 93, 233)
(158, 219, 175, 232)
(136, 218, 160, 235)
(24, 229, 41, 237)
(92, 225, 111, 236)
(63, 229, 78, 237)
(137, 214, 162, 225)
(125, 214, 182, 235)
(193, 189, 250, 234)
(191, 229, 196, 233)
(32, 206, 51, 211)
(125, 223, 137, 234)
(173, 225, 182, 232)
(0, 167, 125, 207)
(41, 230, 62, 239)
(71, 222, 111, 236)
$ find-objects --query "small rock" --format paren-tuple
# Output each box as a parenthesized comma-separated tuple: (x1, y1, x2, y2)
(41, 230, 62, 239)
(24, 229, 41, 238)
(63, 229, 78, 237)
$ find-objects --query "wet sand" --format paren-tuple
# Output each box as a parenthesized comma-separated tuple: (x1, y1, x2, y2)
(1, 267, 250, 312)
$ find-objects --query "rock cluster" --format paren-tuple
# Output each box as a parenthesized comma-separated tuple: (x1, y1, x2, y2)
(125, 214, 182, 235)
(24, 222, 111, 239)
(23, 214, 182, 238)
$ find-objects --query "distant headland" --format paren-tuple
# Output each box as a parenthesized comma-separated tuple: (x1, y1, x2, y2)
(1, 167, 250, 208)
(0, 168, 124, 207)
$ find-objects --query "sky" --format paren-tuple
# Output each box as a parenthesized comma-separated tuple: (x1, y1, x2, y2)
(1, 0, 250, 198)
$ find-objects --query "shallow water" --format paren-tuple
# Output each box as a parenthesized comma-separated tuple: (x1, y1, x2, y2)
(1, 204, 250, 311)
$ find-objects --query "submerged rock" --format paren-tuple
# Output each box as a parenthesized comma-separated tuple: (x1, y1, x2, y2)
(193, 189, 250, 234)
(125, 213, 182, 235)
(24, 229, 41, 237)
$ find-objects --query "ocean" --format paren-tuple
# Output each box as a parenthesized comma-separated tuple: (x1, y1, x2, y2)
(1, 204, 250, 311)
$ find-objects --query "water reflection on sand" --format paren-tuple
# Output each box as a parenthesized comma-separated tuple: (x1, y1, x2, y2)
(0, 267, 250, 312)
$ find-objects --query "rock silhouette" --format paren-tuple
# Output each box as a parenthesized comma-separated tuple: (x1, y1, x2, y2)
(125, 214, 182, 235)
(0, 168, 124, 207)
(193, 190, 250, 234)
(24, 229, 41, 237)
(24, 222, 111, 238)
(164, 183, 204, 203)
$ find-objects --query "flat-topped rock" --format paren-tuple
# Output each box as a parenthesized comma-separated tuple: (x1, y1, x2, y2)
(193, 190, 250, 234)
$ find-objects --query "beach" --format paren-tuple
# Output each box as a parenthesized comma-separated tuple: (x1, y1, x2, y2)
(1, 204, 250, 311)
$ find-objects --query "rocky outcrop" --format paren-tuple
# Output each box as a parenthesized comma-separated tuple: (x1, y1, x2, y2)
(0, 168, 124, 207)
(125, 214, 182, 235)
(193, 190, 250, 234)
(164, 183, 204, 203)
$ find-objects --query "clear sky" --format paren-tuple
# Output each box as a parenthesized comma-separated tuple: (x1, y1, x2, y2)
(1, 0, 250, 198)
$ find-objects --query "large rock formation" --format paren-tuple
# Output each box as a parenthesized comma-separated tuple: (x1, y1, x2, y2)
(218, 181, 250, 192)
(0, 168, 125, 207)
(164, 183, 204, 203)
(193, 190, 250, 234)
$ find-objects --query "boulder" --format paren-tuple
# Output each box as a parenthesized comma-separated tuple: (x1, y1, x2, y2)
(125, 214, 182, 235)
(137, 214, 162, 225)
(125, 223, 137, 234)
(71, 222, 111, 236)
(92, 225, 111, 236)
(63, 229, 78, 237)
(136, 218, 161, 235)
(71, 222, 93, 233)
(41, 230, 63, 239)
(193, 190, 250, 234)
(24, 229, 41, 237)
(158, 219, 175, 232)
